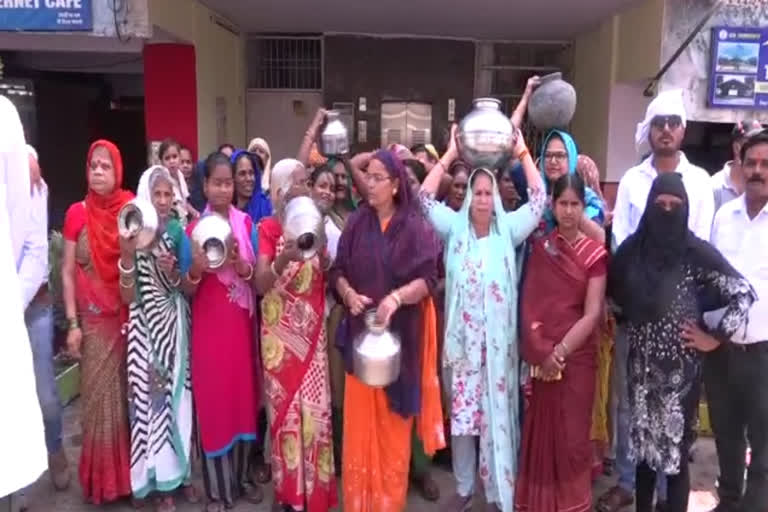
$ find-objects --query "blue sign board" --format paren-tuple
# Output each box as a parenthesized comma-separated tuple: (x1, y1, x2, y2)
(709, 26, 768, 110)
(0, 0, 92, 32)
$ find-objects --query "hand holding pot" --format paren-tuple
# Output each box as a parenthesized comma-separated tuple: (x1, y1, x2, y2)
(309, 108, 329, 138)
(375, 294, 400, 328)
(119, 230, 138, 257)
(445, 124, 459, 160)
(525, 75, 542, 96)
(189, 239, 208, 277)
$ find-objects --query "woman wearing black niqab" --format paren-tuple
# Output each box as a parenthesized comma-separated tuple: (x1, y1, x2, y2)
(609, 173, 756, 512)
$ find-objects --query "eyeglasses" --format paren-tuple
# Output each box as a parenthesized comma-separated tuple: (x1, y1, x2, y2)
(364, 173, 391, 184)
(544, 151, 568, 163)
(650, 115, 683, 130)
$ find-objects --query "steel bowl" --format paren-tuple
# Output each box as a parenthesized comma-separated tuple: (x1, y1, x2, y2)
(283, 196, 324, 260)
(191, 213, 233, 269)
(117, 198, 158, 250)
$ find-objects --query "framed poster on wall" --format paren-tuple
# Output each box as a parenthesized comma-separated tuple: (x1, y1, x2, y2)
(709, 26, 768, 109)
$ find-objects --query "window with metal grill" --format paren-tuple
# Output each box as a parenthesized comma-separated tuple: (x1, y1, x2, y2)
(247, 37, 322, 90)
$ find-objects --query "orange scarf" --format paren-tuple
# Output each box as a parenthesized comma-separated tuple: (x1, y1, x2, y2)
(84, 140, 134, 291)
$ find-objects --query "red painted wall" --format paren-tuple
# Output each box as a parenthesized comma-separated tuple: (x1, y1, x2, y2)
(143, 43, 198, 160)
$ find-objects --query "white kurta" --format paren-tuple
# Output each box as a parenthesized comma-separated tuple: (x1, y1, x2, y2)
(0, 95, 48, 497)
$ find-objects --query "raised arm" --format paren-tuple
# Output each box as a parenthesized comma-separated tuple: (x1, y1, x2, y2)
(348, 152, 374, 203)
(504, 129, 546, 244)
(297, 108, 328, 166)
(510, 75, 540, 129)
(422, 125, 459, 197)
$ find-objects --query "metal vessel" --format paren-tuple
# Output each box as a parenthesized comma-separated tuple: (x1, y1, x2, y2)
(528, 72, 577, 131)
(283, 196, 324, 260)
(457, 97, 515, 169)
(319, 110, 349, 157)
(190, 213, 233, 269)
(353, 311, 402, 388)
(117, 197, 159, 250)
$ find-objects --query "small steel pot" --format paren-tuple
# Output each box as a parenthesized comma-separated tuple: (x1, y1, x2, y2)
(283, 196, 324, 260)
(353, 311, 402, 388)
(191, 213, 233, 269)
(117, 198, 158, 250)
(319, 110, 349, 157)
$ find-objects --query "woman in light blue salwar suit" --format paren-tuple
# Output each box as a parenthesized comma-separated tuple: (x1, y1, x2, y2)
(418, 129, 545, 512)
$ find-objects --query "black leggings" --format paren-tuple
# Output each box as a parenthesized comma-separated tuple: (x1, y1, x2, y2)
(636, 460, 690, 512)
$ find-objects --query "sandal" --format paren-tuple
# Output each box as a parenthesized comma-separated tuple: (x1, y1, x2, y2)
(596, 485, 634, 512)
(414, 473, 440, 502)
(446, 493, 473, 512)
(253, 463, 272, 484)
(241, 482, 264, 504)
(154, 496, 176, 512)
(182, 484, 202, 504)
(205, 502, 225, 512)
(603, 458, 615, 476)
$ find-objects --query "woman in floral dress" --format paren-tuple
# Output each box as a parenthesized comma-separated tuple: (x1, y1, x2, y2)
(419, 128, 545, 512)
(255, 159, 337, 512)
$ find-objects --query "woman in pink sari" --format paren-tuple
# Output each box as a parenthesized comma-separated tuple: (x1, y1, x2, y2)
(515, 173, 607, 512)
(186, 152, 263, 512)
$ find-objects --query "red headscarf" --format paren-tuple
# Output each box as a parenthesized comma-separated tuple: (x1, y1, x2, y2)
(84, 140, 134, 288)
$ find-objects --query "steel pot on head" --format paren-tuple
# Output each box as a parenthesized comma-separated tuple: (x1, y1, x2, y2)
(457, 97, 515, 170)
(283, 196, 324, 260)
(319, 110, 349, 157)
(117, 197, 159, 250)
(353, 311, 402, 388)
(191, 213, 233, 269)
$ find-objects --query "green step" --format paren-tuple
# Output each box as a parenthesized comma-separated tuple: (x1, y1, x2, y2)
(54, 355, 80, 406)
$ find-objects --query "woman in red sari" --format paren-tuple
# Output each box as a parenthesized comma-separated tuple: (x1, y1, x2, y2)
(61, 140, 134, 504)
(255, 158, 338, 512)
(515, 173, 607, 512)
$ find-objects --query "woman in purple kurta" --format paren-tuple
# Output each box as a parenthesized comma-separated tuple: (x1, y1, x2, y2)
(329, 149, 440, 511)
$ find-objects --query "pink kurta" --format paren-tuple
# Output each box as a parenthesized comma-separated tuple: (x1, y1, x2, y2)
(190, 245, 259, 456)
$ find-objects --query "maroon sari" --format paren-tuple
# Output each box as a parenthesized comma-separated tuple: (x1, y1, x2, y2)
(515, 230, 607, 512)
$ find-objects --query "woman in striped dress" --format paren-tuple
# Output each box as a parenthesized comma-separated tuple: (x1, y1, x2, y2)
(120, 167, 205, 511)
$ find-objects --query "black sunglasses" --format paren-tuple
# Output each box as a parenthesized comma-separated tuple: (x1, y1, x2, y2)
(651, 115, 683, 130)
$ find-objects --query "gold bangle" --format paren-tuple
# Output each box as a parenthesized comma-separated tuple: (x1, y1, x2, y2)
(270, 260, 281, 278)
(119, 276, 135, 289)
(239, 263, 254, 281)
(390, 291, 402, 308)
(516, 148, 530, 161)
(186, 271, 202, 285)
(118, 258, 135, 275)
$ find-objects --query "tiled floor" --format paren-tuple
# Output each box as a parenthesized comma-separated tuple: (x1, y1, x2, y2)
(17, 400, 720, 511)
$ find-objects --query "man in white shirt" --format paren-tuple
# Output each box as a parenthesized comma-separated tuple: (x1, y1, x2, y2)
(705, 131, 768, 512)
(600, 89, 714, 512)
(612, 91, 715, 248)
(19, 146, 70, 492)
(0, 95, 47, 507)
(711, 121, 764, 212)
